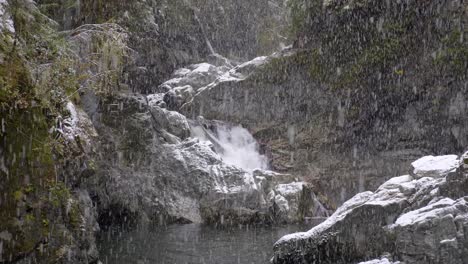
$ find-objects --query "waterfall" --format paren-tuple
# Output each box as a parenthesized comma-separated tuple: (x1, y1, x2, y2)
(191, 121, 268, 172)
(215, 126, 268, 171)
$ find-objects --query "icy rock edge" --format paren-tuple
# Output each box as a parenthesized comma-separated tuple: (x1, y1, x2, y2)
(272, 152, 468, 264)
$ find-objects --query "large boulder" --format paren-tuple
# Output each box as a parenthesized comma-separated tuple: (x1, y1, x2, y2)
(269, 182, 323, 222)
(389, 197, 468, 264)
(272, 153, 468, 264)
(410, 155, 459, 179)
(149, 106, 191, 140)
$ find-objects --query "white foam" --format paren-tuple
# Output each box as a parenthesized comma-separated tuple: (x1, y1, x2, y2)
(216, 126, 268, 172)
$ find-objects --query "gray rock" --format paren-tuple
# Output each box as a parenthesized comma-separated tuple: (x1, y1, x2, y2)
(149, 106, 191, 140)
(273, 154, 468, 264)
(272, 182, 308, 221)
(389, 197, 468, 264)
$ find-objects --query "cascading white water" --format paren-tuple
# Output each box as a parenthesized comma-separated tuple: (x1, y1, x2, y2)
(216, 126, 268, 171)
(191, 123, 268, 172)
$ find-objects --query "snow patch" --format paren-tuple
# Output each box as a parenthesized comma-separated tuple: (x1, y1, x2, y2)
(0, 0, 14, 33)
(63, 102, 79, 140)
(238, 56, 268, 68)
(192, 63, 213, 73)
(440, 238, 457, 244)
(173, 68, 191, 77)
(411, 155, 459, 178)
(147, 93, 165, 107)
(358, 258, 399, 264)
(378, 175, 413, 190)
(275, 195, 289, 211)
(393, 198, 457, 227)
(275, 182, 304, 197)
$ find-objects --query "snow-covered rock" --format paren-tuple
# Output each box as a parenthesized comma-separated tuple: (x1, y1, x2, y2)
(61, 102, 98, 143)
(275, 182, 305, 197)
(147, 93, 166, 108)
(156, 60, 234, 110)
(410, 155, 459, 178)
(0, 0, 14, 34)
(358, 258, 401, 264)
(161, 62, 225, 91)
(270, 182, 306, 221)
(389, 197, 468, 264)
(0, 0, 14, 65)
(273, 153, 468, 264)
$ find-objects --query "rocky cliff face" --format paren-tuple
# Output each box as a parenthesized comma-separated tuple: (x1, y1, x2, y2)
(183, 0, 468, 206)
(272, 152, 468, 264)
(39, 0, 290, 93)
(79, 92, 328, 227)
(0, 1, 101, 263)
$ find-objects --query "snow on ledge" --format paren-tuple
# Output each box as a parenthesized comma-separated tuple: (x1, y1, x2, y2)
(275, 182, 305, 196)
(358, 258, 400, 264)
(392, 197, 457, 227)
(275, 191, 374, 245)
(411, 155, 459, 178)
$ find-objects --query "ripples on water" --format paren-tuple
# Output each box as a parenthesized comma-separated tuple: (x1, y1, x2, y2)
(98, 223, 318, 264)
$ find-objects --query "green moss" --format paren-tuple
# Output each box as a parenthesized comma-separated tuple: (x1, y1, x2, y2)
(42, 219, 49, 228)
(0, 8, 77, 258)
(25, 213, 36, 223)
(0, 2, 79, 110)
(68, 202, 82, 229)
(0, 2, 97, 262)
(0, 107, 57, 259)
(433, 30, 468, 77)
(331, 35, 404, 90)
(308, 49, 332, 82)
(254, 50, 318, 84)
(287, 0, 308, 38)
(24, 185, 35, 194)
(49, 182, 71, 208)
(13, 191, 23, 201)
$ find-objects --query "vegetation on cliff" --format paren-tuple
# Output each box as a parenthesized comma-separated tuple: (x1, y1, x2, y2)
(0, 1, 126, 262)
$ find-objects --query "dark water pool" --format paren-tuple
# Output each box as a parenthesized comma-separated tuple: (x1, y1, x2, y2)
(98, 223, 317, 264)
